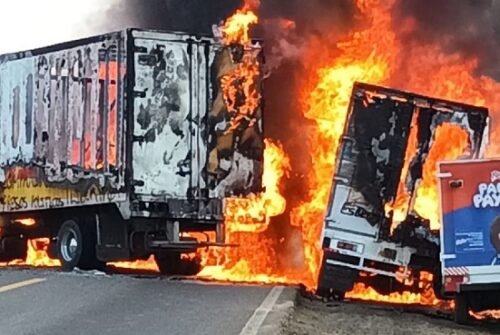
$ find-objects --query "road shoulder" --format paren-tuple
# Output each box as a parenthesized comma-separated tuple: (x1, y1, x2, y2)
(255, 287, 298, 335)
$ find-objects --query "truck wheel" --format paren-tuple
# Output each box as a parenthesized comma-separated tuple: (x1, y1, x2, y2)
(316, 286, 330, 299)
(57, 217, 104, 271)
(57, 220, 83, 271)
(454, 293, 470, 325)
(154, 252, 201, 276)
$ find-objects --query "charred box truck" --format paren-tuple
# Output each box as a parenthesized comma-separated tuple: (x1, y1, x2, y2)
(317, 82, 489, 302)
(0, 29, 264, 273)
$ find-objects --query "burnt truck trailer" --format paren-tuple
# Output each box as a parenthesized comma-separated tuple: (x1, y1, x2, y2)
(0, 29, 264, 273)
(317, 82, 489, 299)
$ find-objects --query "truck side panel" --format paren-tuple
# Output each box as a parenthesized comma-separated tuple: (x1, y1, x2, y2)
(0, 33, 127, 213)
(440, 159, 500, 291)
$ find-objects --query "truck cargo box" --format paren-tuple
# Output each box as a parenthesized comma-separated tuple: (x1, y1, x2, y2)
(0, 29, 264, 221)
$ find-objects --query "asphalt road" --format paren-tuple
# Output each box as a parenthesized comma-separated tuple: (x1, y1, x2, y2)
(0, 268, 284, 335)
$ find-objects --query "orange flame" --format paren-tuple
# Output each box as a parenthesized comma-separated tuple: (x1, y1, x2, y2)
(198, 139, 294, 282)
(220, 50, 261, 134)
(221, 0, 259, 45)
(26, 239, 60, 267)
(0, 238, 60, 267)
(224, 139, 290, 233)
(18, 218, 36, 227)
(346, 272, 446, 307)
(109, 256, 159, 272)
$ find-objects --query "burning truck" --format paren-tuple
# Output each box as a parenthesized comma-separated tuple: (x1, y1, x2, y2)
(0, 28, 264, 274)
(317, 82, 496, 322)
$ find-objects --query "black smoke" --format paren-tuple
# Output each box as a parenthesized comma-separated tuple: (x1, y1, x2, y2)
(100, 0, 240, 34)
(394, 0, 500, 80)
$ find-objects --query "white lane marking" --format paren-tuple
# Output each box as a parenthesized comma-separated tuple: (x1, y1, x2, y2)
(239, 286, 285, 335)
(0, 277, 46, 294)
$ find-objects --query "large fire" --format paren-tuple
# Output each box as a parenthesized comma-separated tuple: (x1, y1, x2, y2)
(289, 0, 500, 301)
(2, 0, 500, 317)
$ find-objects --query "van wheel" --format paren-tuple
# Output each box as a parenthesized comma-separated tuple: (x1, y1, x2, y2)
(57, 220, 83, 271)
(154, 252, 201, 276)
(57, 216, 104, 272)
(454, 293, 470, 325)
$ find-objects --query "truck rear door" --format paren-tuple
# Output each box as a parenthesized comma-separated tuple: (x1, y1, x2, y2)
(130, 30, 210, 199)
(439, 159, 500, 292)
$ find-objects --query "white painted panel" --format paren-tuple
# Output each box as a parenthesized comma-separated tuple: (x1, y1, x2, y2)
(0, 57, 34, 164)
(132, 37, 192, 197)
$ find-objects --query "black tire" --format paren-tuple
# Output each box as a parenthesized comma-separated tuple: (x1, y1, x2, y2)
(57, 220, 83, 271)
(56, 216, 104, 271)
(316, 285, 331, 299)
(454, 293, 470, 325)
(154, 252, 202, 276)
(315, 287, 345, 301)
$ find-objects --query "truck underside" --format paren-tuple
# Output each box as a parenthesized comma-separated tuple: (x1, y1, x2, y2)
(317, 82, 489, 300)
(0, 202, 225, 275)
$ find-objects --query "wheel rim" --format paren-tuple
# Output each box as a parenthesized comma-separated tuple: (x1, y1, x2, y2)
(60, 227, 78, 262)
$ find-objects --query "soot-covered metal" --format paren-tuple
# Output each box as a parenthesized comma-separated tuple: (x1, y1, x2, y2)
(341, 82, 489, 229)
(0, 28, 264, 219)
(0, 32, 127, 213)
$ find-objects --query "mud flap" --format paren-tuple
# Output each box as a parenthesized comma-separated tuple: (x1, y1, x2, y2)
(95, 208, 130, 262)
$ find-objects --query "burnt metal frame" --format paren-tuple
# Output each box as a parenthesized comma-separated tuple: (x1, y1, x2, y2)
(326, 81, 490, 214)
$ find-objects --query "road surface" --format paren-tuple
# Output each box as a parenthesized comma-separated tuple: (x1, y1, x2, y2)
(0, 268, 287, 335)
